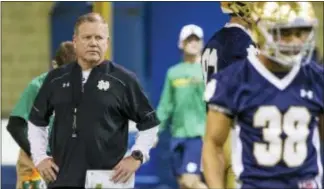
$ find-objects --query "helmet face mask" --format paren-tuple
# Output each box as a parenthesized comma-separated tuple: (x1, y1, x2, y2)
(252, 2, 318, 67)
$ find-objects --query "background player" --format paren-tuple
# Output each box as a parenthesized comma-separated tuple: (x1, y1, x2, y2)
(157, 24, 207, 189)
(203, 2, 323, 188)
(201, 2, 256, 188)
(201, 2, 256, 84)
(6, 41, 76, 189)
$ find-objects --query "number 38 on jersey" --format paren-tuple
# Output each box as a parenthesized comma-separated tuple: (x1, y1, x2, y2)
(253, 106, 312, 168)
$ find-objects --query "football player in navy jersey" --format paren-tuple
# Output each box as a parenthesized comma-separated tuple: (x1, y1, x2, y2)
(201, 2, 256, 84)
(203, 2, 323, 189)
(201, 2, 257, 188)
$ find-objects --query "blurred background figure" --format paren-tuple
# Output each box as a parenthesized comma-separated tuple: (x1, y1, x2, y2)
(2, 2, 323, 189)
(201, 2, 256, 189)
(6, 41, 76, 189)
(202, 2, 255, 83)
(156, 24, 207, 189)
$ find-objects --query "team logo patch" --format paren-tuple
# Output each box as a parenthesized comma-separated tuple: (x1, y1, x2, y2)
(97, 80, 110, 91)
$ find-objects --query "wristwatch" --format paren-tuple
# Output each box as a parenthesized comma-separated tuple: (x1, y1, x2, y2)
(131, 150, 143, 164)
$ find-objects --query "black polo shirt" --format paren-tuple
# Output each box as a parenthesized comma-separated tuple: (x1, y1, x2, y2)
(29, 61, 160, 188)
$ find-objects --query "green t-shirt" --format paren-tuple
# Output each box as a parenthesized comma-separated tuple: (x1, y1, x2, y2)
(157, 62, 206, 138)
(10, 72, 54, 152)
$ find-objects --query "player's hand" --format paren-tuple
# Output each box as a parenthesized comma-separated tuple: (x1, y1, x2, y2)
(111, 156, 141, 183)
(36, 157, 59, 182)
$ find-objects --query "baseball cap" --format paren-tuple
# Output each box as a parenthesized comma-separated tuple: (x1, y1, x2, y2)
(179, 24, 204, 42)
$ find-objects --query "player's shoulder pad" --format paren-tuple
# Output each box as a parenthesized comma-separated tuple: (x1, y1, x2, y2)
(308, 61, 324, 73)
(205, 59, 247, 102)
(207, 27, 236, 41)
(204, 27, 239, 48)
(209, 58, 248, 84)
(304, 61, 324, 83)
(204, 27, 252, 51)
(204, 59, 248, 107)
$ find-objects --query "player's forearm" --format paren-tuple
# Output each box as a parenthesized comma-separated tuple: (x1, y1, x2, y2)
(7, 116, 31, 156)
(27, 121, 50, 166)
(131, 126, 159, 164)
(202, 140, 226, 189)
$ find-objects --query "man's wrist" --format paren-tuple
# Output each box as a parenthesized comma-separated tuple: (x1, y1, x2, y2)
(131, 150, 143, 164)
(34, 155, 51, 167)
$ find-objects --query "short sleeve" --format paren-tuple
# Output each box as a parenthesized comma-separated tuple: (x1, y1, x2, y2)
(29, 73, 54, 127)
(123, 75, 160, 131)
(204, 73, 237, 118)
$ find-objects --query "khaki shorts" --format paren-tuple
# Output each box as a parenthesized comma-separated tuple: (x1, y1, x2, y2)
(16, 149, 36, 189)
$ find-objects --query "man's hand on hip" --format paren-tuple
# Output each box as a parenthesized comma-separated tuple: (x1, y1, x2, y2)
(36, 157, 59, 183)
(111, 156, 141, 183)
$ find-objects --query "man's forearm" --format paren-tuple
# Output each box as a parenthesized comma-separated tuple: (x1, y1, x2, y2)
(7, 116, 31, 156)
(203, 140, 226, 189)
(131, 126, 159, 164)
(27, 121, 50, 166)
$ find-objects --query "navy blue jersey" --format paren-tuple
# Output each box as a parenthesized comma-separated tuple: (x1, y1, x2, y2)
(205, 50, 324, 188)
(201, 23, 254, 84)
